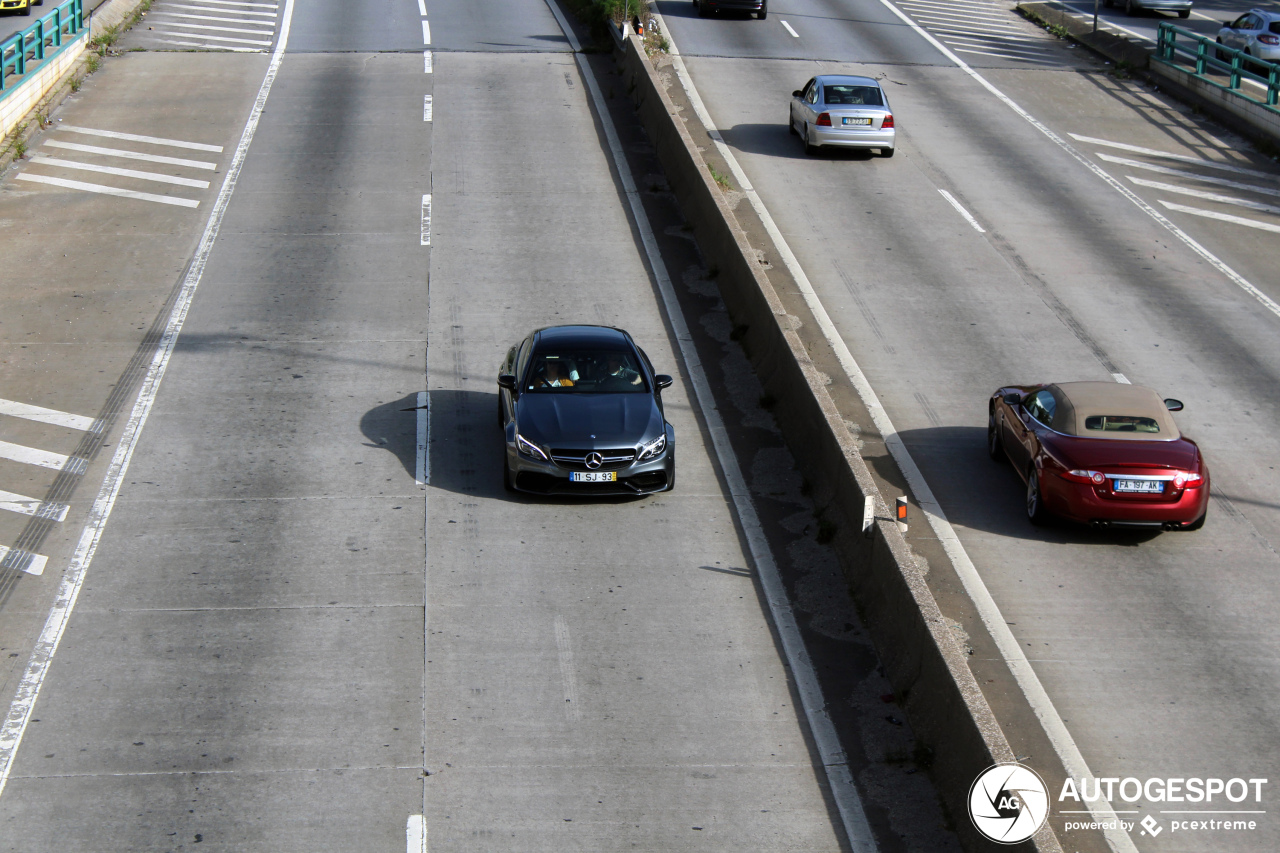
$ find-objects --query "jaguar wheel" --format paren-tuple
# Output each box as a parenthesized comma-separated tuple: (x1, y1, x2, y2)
(1026, 469, 1049, 525)
(988, 413, 1004, 462)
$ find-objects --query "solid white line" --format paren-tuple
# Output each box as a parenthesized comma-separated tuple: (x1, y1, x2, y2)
(0, 0, 299, 805)
(0, 398, 96, 431)
(1160, 200, 1280, 233)
(780, 20, 799, 37)
(554, 615, 582, 721)
(149, 37, 260, 52)
(415, 391, 428, 485)
(422, 20, 430, 44)
(144, 27, 273, 46)
(420, 194, 431, 246)
(423, 94, 432, 122)
(406, 815, 426, 853)
(0, 490, 69, 522)
(1070, 134, 1280, 181)
(423, 50, 432, 73)
(15, 174, 200, 208)
(550, 4, 878, 850)
(58, 125, 223, 153)
(166, 3, 278, 17)
(417, 0, 426, 16)
(0, 546, 48, 577)
(30, 157, 211, 188)
(0, 440, 69, 471)
(1129, 176, 1280, 215)
(146, 15, 275, 34)
(42, 140, 217, 170)
(938, 189, 986, 232)
(1112, 373, 1131, 384)
(1098, 153, 1280, 199)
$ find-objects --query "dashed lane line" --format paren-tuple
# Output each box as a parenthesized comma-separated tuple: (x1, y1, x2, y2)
(42, 140, 217, 170)
(781, 20, 799, 37)
(29, 157, 211, 189)
(15, 174, 200, 208)
(422, 20, 430, 44)
(423, 94, 432, 122)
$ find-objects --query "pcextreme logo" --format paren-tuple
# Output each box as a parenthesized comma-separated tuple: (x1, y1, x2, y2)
(969, 763, 1050, 844)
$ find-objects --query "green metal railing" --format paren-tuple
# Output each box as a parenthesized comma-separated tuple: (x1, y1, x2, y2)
(0, 0, 85, 94)
(1155, 21, 1280, 109)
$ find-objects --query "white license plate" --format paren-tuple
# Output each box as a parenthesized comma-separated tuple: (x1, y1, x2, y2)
(570, 471, 617, 483)
(843, 117, 872, 126)
(1114, 480, 1164, 493)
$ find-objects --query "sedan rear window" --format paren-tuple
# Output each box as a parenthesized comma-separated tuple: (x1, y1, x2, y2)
(1084, 415, 1161, 434)
(526, 350, 648, 393)
(823, 85, 884, 106)
(1270, 21, 1280, 33)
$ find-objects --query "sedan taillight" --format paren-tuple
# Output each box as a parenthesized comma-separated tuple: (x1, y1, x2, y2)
(881, 113, 895, 129)
(816, 112, 832, 127)
(1259, 34, 1280, 45)
(1061, 469, 1107, 485)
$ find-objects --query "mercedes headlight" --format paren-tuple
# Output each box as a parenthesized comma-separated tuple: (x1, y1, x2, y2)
(636, 433, 667, 461)
(517, 434, 549, 461)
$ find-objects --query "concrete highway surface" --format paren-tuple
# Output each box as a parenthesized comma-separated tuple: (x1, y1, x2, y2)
(655, 0, 1280, 849)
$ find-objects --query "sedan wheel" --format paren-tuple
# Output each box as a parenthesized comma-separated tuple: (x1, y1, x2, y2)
(789, 112, 798, 135)
(695, 0, 708, 17)
(880, 146, 895, 158)
(502, 450, 515, 492)
(1124, 0, 1136, 15)
(988, 414, 1004, 462)
(1216, 39, 1228, 61)
(757, 2, 768, 19)
(803, 124, 818, 156)
(1177, 8, 1189, 17)
(1182, 508, 1207, 531)
(1026, 469, 1049, 525)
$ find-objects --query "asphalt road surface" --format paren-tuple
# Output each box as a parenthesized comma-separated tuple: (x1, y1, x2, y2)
(655, 0, 1280, 849)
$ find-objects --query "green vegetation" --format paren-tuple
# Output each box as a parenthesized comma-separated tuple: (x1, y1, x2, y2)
(707, 162, 732, 190)
(560, 0, 648, 43)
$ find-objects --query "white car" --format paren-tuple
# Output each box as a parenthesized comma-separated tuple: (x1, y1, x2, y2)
(789, 75, 895, 158)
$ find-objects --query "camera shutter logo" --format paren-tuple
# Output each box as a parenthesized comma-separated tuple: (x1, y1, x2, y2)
(969, 763, 1050, 844)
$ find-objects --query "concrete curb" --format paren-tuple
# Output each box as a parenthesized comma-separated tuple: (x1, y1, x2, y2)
(1019, 1, 1280, 150)
(612, 32, 1062, 853)
(0, 0, 149, 172)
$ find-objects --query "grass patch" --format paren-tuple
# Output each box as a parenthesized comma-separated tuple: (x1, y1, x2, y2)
(707, 163, 732, 190)
(559, 0, 648, 44)
(84, 53, 101, 74)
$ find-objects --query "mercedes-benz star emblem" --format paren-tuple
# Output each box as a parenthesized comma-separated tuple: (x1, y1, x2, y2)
(585, 452, 603, 470)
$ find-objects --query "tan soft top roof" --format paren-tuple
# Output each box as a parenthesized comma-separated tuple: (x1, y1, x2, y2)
(1047, 381, 1180, 441)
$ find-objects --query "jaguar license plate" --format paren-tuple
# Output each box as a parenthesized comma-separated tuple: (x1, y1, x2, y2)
(570, 471, 617, 483)
(843, 117, 872, 126)
(1114, 479, 1163, 493)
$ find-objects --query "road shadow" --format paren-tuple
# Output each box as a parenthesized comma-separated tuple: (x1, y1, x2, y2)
(722, 122, 884, 161)
(893, 425, 1163, 545)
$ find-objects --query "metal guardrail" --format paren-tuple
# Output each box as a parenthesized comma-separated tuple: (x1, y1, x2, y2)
(0, 0, 85, 94)
(1155, 21, 1280, 109)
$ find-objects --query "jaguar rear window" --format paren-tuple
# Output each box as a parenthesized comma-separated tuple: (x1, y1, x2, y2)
(1084, 416, 1161, 433)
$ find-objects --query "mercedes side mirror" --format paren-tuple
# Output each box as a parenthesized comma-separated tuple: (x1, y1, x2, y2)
(497, 374, 516, 390)
(1163, 398, 1184, 412)
(1003, 392, 1022, 406)
(655, 374, 673, 391)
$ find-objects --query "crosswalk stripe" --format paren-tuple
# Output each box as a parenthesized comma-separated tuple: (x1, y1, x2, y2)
(0, 398, 96, 431)
(185, 0, 278, 6)
(1070, 134, 1278, 181)
(0, 546, 48, 576)
(934, 29, 1050, 48)
(952, 47, 1060, 63)
(16, 173, 200, 208)
(58, 124, 223, 153)
(0, 490, 69, 522)
(1128, 177, 1280, 216)
(30, 157, 212, 188)
(909, 11, 1031, 30)
(1097, 153, 1280, 198)
(166, 2, 278, 17)
(0, 439, 70, 471)
(1160, 200, 1280, 233)
(43, 140, 217, 170)
(938, 35, 1051, 55)
(149, 37, 261, 52)
(145, 16, 275, 35)
(146, 26, 274, 45)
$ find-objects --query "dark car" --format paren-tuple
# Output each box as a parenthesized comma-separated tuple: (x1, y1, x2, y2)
(497, 325, 675, 496)
(988, 381, 1209, 529)
(695, 0, 767, 19)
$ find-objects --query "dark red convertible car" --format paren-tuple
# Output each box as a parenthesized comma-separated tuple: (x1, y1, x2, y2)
(988, 381, 1209, 530)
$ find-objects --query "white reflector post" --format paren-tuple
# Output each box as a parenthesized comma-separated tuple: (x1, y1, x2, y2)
(863, 495, 875, 538)
(896, 496, 908, 534)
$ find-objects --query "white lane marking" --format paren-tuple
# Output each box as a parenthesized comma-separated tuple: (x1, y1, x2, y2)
(423, 94, 432, 122)
(166, 3, 278, 17)
(415, 391, 428, 485)
(1071, 134, 1279, 180)
(406, 815, 426, 853)
(143, 27, 273, 46)
(1129, 176, 1280, 215)
(417, 0, 426, 15)
(0, 490, 69, 522)
(553, 615, 582, 722)
(423, 50, 432, 73)
(551, 4, 878, 850)
(1160, 200, 1280, 233)
(1112, 373, 1131, 384)
(657, 3, 1136, 850)
(422, 20, 430, 44)
(15, 174, 199, 208)
(1098, 153, 1280, 199)
(911, 13, 1034, 32)
(150, 37, 260, 51)
(0, 440, 71, 471)
(952, 47, 1059, 63)
(938, 189, 985, 232)
(58, 125, 223, 153)
(42, 140, 217, 170)
(0, 0, 299, 805)
(420, 194, 432, 246)
(874, 0, 1280, 326)
(0, 547, 48, 577)
(780, 20, 799, 37)
(145, 15, 275, 34)
(939, 35, 1050, 56)
(182, 0, 278, 6)
(0, 398, 96, 431)
(30, 157, 211, 188)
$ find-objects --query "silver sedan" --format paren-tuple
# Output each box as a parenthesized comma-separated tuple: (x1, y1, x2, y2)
(789, 75, 895, 157)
